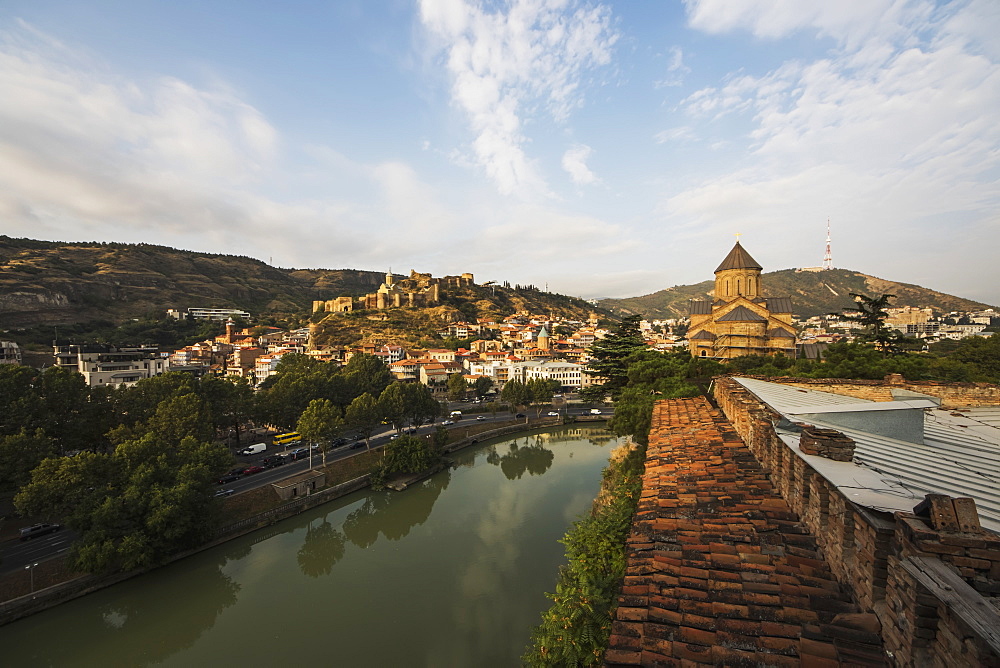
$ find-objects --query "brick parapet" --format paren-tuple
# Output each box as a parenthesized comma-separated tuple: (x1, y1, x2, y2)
(729, 373, 1000, 409)
(712, 376, 1000, 667)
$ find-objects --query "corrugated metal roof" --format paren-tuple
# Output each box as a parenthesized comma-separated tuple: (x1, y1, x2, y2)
(715, 241, 763, 272)
(732, 377, 1000, 533)
(767, 327, 796, 338)
(716, 305, 767, 322)
(689, 300, 712, 315)
(765, 297, 793, 313)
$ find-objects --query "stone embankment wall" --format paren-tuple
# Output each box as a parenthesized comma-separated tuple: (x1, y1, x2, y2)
(714, 377, 1000, 667)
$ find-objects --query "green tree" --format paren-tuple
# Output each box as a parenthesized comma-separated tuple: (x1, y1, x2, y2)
(16, 433, 232, 574)
(345, 393, 381, 450)
(377, 383, 408, 432)
(200, 376, 254, 446)
(343, 354, 393, 398)
(583, 315, 647, 399)
(0, 429, 56, 494)
(380, 435, 439, 477)
(473, 376, 494, 400)
(297, 399, 343, 467)
(527, 377, 560, 416)
(400, 383, 442, 428)
(500, 379, 531, 411)
(837, 293, 905, 355)
(447, 373, 469, 401)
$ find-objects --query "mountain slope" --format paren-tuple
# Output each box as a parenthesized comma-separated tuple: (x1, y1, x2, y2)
(597, 268, 994, 319)
(0, 237, 600, 331)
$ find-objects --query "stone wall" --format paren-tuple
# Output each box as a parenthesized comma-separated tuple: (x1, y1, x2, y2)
(713, 377, 1000, 667)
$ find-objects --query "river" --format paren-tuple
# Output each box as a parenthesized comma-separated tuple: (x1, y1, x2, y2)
(0, 426, 623, 667)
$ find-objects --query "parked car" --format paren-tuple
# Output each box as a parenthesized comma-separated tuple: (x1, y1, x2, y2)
(19, 523, 61, 541)
(217, 473, 241, 484)
(242, 466, 265, 475)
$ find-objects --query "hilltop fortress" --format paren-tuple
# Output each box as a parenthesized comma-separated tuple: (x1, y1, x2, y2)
(312, 270, 475, 313)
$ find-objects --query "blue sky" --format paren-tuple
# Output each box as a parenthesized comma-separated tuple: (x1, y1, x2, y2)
(1, 0, 998, 305)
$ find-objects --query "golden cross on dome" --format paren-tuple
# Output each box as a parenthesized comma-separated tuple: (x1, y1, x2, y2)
(735, 232, 742, 240)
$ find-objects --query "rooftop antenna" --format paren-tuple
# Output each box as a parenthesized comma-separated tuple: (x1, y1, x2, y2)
(822, 219, 833, 270)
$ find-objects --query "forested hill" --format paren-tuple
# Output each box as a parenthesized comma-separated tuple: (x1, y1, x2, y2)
(0, 236, 600, 329)
(597, 268, 994, 319)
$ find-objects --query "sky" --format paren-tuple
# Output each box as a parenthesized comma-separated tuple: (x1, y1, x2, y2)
(1, 0, 998, 305)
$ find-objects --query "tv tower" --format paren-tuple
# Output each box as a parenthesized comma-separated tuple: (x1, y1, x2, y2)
(822, 219, 833, 270)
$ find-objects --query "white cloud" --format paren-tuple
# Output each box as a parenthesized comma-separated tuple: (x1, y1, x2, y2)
(655, 45, 690, 88)
(418, 0, 618, 196)
(654, 126, 696, 143)
(664, 0, 1000, 303)
(682, 0, 922, 47)
(561, 144, 597, 185)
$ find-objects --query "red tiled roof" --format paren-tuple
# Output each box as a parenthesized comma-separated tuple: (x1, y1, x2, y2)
(606, 397, 885, 667)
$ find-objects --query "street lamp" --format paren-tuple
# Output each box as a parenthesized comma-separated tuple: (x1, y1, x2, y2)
(25, 562, 38, 594)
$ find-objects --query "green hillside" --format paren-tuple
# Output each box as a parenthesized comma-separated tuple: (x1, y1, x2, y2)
(598, 268, 994, 319)
(0, 236, 389, 328)
(0, 237, 601, 340)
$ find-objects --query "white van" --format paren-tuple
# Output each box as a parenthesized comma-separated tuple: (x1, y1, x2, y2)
(449, 410, 463, 418)
(239, 443, 267, 456)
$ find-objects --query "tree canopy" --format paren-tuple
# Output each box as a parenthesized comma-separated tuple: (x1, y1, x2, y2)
(582, 315, 647, 399)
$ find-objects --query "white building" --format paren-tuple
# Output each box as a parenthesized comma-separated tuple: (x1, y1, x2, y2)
(507, 360, 584, 390)
(187, 307, 251, 321)
(0, 340, 21, 365)
(53, 344, 170, 388)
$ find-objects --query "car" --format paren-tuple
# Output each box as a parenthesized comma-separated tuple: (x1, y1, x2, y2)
(515, 413, 525, 418)
(546, 411, 559, 416)
(350, 441, 365, 449)
(217, 473, 241, 484)
(242, 466, 265, 475)
(214, 489, 235, 498)
(405, 428, 417, 434)
(19, 523, 62, 541)
(590, 408, 603, 415)
(262, 456, 285, 469)
(332, 437, 349, 446)
(476, 415, 486, 421)
(388, 434, 400, 440)
(289, 448, 309, 461)
(442, 420, 454, 426)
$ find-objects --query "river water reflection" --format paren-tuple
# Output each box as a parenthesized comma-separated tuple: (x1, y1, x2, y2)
(1, 426, 623, 666)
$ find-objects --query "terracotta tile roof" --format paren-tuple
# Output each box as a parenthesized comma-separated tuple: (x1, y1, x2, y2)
(606, 397, 886, 667)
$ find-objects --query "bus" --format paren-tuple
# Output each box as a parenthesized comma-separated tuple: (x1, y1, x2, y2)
(273, 431, 301, 446)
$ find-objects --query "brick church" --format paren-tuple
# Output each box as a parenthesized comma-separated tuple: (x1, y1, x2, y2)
(687, 241, 797, 359)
